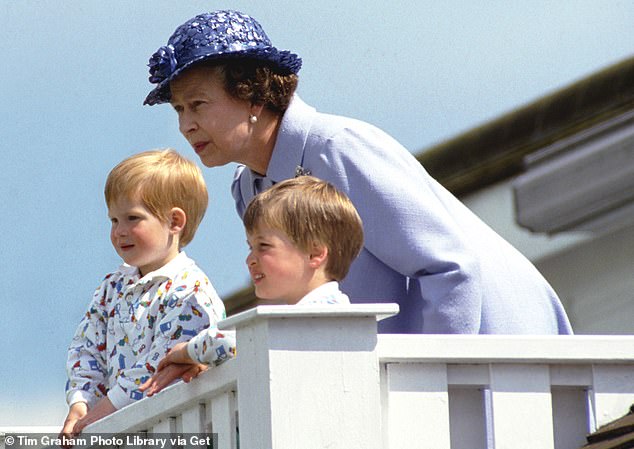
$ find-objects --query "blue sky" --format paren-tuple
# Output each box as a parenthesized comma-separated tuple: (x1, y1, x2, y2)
(1, 1, 633, 427)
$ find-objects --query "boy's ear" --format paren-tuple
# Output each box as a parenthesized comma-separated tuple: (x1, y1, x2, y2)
(308, 243, 328, 268)
(168, 207, 187, 234)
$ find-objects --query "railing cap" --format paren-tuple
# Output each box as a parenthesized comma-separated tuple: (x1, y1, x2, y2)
(377, 334, 634, 363)
(219, 303, 399, 330)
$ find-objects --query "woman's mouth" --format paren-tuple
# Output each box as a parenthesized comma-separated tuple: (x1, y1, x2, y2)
(192, 142, 208, 154)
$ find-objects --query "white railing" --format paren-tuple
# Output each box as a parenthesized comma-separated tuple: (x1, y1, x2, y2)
(67, 305, 634, 449)
(378, 334, 634, 449)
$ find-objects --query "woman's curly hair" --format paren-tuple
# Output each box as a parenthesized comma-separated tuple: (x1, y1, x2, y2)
(202, 59, 298, 113)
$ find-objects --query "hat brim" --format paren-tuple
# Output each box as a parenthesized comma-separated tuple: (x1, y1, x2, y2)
(143, 48, 301, 106)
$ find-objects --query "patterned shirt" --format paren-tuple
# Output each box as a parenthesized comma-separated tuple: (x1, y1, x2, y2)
(186, 281, 348, 364)
(65, 252, 225, 410)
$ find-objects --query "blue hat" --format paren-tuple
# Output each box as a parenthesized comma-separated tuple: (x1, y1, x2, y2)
(144, 10, 302, 106)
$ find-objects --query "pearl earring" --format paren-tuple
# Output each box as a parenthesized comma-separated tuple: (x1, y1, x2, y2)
(249, 115, 258, 124)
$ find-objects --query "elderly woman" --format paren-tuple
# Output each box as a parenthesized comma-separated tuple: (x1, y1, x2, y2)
(144, 10, 572, 336)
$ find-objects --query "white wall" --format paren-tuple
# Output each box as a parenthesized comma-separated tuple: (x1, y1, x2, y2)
(537, 223, 634, 334)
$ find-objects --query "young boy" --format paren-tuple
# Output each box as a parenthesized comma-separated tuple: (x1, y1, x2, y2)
(61, 150, 226, 437)
(140, 176, 364, 396)
(243, 175, 363, 305)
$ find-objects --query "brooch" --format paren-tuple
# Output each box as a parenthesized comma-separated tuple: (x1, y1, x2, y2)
(295, 165, 311, 177)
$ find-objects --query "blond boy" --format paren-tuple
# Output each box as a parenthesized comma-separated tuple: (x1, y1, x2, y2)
(61, 150, 226, 437)
(243, 175, 364, 305)
(140, 176, 364, 396)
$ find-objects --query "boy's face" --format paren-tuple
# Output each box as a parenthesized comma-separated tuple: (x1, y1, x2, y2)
(246, 225, 315, 304)
(108, 196, 179, 277)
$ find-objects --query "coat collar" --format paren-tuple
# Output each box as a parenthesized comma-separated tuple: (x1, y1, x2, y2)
(234, 95, 317, 211)
(265, 94, 316, 182)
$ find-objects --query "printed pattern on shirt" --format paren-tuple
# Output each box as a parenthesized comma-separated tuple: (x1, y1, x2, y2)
(188, 329, 236, 365)
(65, 255, 225, 409)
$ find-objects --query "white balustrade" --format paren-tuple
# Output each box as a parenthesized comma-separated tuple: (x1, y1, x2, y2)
(66, 306, 634, 449)
(378, 334, 634, 449)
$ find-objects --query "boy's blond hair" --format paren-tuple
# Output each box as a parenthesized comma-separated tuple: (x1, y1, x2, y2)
(104, 149, 208, 247)
(243, 176, 364, 281)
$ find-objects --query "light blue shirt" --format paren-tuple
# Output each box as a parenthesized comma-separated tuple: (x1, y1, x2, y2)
(232, 96, 573, 335)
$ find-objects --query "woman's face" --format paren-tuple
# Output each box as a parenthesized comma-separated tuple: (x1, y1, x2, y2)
(169, 65, 256, 169)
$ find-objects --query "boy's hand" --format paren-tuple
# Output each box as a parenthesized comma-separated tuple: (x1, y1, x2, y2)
(72, 397, 116, 434)
(59, 402, 88, 448)
(158, 342, 194, 368)
(139, 362, 208, 396)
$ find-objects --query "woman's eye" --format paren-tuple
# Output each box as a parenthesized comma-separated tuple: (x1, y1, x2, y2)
(191, 101, 204, 110)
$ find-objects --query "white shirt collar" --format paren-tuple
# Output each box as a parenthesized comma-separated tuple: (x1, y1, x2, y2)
(118, 251, 193, 284)
(296, 281, 350, 305)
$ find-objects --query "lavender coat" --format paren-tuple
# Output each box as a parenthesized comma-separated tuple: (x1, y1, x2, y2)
(232, 96, 573, 334)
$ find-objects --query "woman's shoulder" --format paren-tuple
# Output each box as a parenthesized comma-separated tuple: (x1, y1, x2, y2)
(312, 107, 379, 137)
(305, 108, 406, 160)
(288, 95, 384, 140)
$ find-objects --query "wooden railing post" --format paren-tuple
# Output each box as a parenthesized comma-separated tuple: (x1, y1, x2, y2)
(219, 304, 398, 449)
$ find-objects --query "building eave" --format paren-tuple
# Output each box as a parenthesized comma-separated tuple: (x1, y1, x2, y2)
(417, 56, 634, 197)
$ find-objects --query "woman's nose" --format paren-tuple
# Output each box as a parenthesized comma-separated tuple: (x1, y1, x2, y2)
(179, 111, 198, 136)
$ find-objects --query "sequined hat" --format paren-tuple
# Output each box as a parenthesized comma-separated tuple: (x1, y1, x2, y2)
(144, 10, 302, 106)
